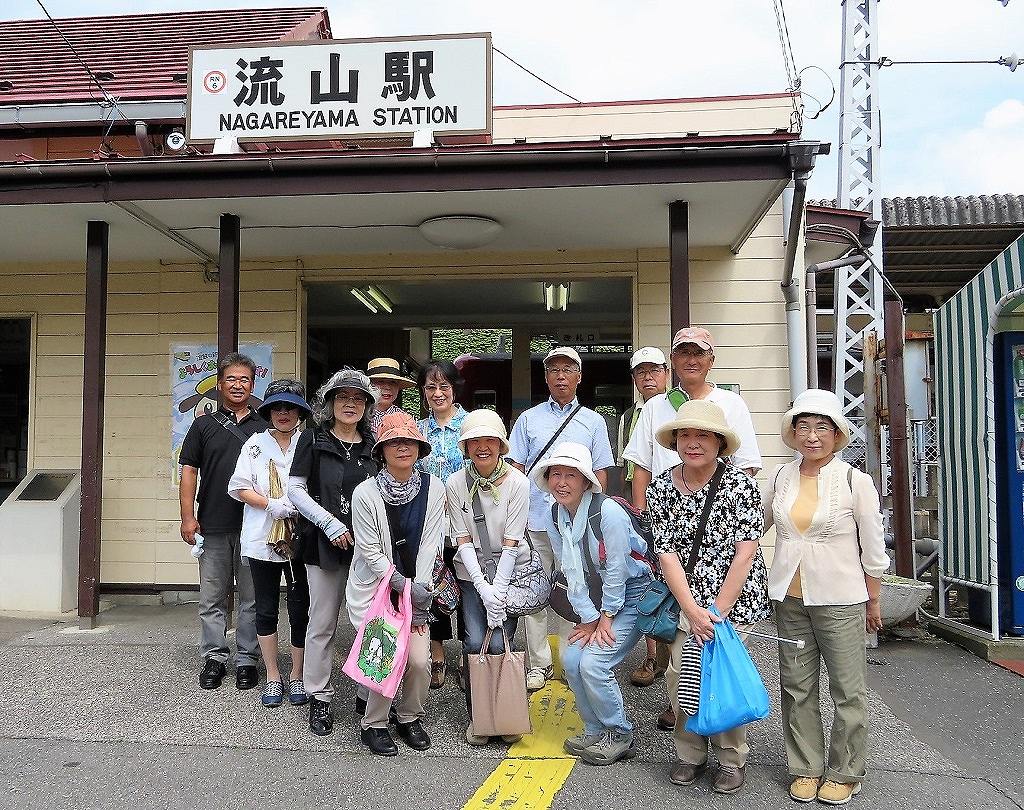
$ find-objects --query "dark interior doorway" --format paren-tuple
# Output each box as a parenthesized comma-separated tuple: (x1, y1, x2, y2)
(0, 318, 30, 503)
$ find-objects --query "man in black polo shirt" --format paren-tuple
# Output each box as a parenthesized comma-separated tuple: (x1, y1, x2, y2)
(179, 352, 267, 690)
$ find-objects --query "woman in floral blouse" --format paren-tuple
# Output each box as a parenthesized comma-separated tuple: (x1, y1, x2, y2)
(646, 399, 769, 796)
(416, 358, 468, 688)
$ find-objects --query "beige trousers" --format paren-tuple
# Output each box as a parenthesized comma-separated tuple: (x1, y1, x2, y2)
(362, 628, 431, 730)
(666, 617, 755, 769)
(303, 563, 346, 702)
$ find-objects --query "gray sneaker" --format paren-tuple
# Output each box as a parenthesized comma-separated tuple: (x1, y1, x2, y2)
(578, 730, 636, 766)
(563, 731, 605, 756)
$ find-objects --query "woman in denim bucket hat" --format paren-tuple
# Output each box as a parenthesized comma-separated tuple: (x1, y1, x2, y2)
(531, 441, 654, 766)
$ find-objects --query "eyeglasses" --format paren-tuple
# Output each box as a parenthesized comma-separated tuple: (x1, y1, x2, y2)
(335, 395, 367, 405)
(632, 367, 666, 378)
(794, 423, 836, 437)
(223, 375, 252, 385)
(672, 347, 710, 358)
(545, 366, 579, 378)
(424, 383, 453, 393)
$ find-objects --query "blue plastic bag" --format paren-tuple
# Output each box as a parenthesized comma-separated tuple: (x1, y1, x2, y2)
(685, 609, 770, 737)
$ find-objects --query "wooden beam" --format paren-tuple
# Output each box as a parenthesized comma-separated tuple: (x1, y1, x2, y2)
(883, 298, 916, 578)
(78, 220, 108, 628)
(217, 213, 240, 365)
(669, 200, 690, 338)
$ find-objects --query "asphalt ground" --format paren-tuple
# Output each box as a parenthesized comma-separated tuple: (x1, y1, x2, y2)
(0, 604, 1021, 810)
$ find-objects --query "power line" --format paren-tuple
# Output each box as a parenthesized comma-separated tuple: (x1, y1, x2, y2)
(493, 45, 582, 104)
(34, 0, 114, 104)
(841, 54, 1021, 71)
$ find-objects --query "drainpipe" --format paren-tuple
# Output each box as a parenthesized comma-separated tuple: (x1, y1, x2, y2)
(134, 121, 154, 157)
(804, 254, 866, 389)
(780, 164, 811, 398)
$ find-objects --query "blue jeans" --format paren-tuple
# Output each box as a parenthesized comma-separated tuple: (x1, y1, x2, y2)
(561, 577, 649, 736)
(460, 581, 519, 655)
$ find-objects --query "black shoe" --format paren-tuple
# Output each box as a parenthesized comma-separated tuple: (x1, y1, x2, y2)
(361, 727, 398, 756)
(395, 720, 431, 751)
(235, 665, 258, 690)
(199, 659, 226, 690)
(309, 697, 334, 736)
(355, 695, 367, 716)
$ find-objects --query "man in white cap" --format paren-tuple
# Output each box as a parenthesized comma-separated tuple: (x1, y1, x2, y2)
(508, 347, 615, 691)
(622, 326, 761, 730)
(617, 347, 670, 689)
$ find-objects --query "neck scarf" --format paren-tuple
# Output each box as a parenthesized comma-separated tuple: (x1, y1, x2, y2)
(377, 466, 422, 506)
(467, 457, 509, 505)
(555, 490, 594, 599)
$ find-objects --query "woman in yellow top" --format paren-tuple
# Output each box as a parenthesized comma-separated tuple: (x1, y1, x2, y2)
(762, 389, 890, 806)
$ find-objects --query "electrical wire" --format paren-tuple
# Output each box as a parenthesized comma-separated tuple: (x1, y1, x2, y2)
(34, 0, 113, 104)
(797, 65, 836, 120)
(772, 0, 799, 91)
(493, 45, 582, 104)
(841, 56, 1020, 70)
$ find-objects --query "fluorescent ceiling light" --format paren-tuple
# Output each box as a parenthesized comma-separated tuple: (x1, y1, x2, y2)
(350, 287, 378, 314)
(365, 285, 393, 313)
(544, 282, 569, 312)
(418, 215, 502, 249)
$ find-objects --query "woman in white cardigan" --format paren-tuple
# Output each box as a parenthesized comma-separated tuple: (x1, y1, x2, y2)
(763, 389, 890, 806)
(347, 411, 446, 757)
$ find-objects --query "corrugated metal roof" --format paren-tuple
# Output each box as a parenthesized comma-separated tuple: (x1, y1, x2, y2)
(807, 195, 1024, 228)
(0, 7, 329, 105)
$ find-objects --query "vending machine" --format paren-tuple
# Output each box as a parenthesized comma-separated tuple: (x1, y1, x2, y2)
(993, 332, 1024, 635)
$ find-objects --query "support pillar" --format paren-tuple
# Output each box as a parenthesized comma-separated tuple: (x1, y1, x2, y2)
(511, 327, 532, 424)
(217, 213, 241, 365)
(884, 298, 915, 578)
(78, 221, 108, 628)
(669, 201, 690, 340)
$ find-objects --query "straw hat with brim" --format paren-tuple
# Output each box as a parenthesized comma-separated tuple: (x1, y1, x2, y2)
(366, 357, 416, 389)
(372, 412, 433, 461)
(458, 408, 511, 456)
(655, 399, 741, 458)
(781, 388, 851, 452)
(257, 392, 311, 421)
(530, 441, 603, 494)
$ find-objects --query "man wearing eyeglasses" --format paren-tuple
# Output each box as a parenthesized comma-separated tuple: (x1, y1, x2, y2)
(179, 352, 268, 692)
(622, 327, 761, 730)
(508, 346, 615, 692)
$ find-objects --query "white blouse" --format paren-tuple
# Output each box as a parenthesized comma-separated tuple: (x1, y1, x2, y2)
(228, 430, 299, 563)
(763, 456, 890, 606)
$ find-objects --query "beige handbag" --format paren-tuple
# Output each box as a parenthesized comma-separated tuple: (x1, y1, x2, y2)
(467, 628, 533, 737)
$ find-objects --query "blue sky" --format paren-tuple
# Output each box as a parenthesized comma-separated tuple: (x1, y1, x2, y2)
(3, 0, 1022, 200)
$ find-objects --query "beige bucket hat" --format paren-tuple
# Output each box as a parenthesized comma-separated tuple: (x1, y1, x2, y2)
(366, 357, 416, 389)
(781, 388, 851, 451)
(458, 408, 511, 456)
(655, 399, 741, 458)
(529, 441, 603, 494)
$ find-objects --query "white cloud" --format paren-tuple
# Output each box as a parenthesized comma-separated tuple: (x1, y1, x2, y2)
(931, 99, 1024, 194)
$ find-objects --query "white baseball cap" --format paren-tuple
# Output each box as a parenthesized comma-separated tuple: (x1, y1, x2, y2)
(630, 347, 667, 369)
(544, 346, 582, 367)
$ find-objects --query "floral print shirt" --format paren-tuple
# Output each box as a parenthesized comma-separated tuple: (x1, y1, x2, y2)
(417, 405, 468, 482)
(647, 461, 770, 625)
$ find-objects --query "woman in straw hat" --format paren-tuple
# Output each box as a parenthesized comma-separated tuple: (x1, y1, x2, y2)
(763, 389, 888, 805)
(645, 399, 769, 795)
(287, 368, 379, 737)
(228, 378, 311, 709)
(366, 357, 416, 438)
(531, 441, 655, 767)
(446, 408, 531, 745)
(347, 411, 446, 757)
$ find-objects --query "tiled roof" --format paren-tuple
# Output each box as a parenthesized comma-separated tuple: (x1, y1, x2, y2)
(0, 7, 329, 105)
(808, 194, 1024, 228)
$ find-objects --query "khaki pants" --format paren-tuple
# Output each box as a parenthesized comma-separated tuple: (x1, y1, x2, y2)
(303, 563, 346, 702)
(362, 628, 431, 730)
(523, 529, 572, 672)
(774, 597, 868, 783)
(666, 618, 754, 769)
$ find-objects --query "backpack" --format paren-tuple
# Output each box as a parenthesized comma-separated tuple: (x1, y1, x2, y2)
(550, 493, 659, 575)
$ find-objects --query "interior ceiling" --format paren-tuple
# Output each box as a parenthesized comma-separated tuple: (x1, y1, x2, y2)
(0, 180, 778, 262)
(308, 277, 633, 329)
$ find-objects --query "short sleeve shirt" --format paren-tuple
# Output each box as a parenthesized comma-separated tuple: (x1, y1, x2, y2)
(647, 462, 770, 624)
(507, 397, 616, 530)
(179, 407, 268, 534)
(417, 405, 467, 482)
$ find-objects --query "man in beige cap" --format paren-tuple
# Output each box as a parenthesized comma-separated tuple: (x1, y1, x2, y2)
(622, 326, 761, 730)
(508, 346, 615, 691)
(366, 357, 416, 438)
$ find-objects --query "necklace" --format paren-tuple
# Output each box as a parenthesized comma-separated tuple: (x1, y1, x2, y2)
(331, 429, 359, 461)
(678, 467, 712, 495)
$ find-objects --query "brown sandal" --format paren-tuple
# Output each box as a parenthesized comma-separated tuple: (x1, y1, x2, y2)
(430, 660, 447, 689)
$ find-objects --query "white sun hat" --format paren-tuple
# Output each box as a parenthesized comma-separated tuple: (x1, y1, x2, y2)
(458, 408, 511, 456)
(781, 388, 851, 451)
(529, 441, 603, 494)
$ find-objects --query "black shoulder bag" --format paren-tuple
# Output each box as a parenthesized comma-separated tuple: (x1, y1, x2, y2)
(525, 404, 584, 475)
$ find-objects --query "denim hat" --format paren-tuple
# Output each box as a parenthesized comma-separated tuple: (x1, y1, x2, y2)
(257, 391, 311, 421)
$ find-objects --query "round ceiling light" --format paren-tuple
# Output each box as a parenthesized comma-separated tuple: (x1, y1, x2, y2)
(418, 215, 502, 249)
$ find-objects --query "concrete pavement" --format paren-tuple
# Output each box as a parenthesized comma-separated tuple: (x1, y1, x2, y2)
(0, 604, 1021, 809)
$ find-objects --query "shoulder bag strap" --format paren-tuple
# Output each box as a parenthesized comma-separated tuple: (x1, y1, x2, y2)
(847, 466, 863, 558)
(586, 492, 608, 569)
(212, 410, 251, 445)
(682, 462, 727, 577)
(469, 471, 501, 578)
(526, 403, 584, 475)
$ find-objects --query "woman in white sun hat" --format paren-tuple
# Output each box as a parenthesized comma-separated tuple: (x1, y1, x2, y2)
(532, 441, 654, 767)
(645, 398, 769, 796)
(763, 389, 889, 805)
(446, 408, 532, 745)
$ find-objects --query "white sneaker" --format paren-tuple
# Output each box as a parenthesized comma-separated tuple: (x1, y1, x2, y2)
(526, 666, 550, 692)
(465, 725, 490, 746)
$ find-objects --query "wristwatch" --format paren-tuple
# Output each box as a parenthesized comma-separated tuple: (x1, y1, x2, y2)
(601, 609, 616, 620)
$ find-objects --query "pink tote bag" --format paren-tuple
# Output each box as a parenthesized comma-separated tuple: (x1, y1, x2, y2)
(343, 565, 412, 699)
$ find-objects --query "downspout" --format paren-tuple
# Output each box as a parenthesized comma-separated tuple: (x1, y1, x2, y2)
(804, 254, 866, 388)
(780, 146, 815, 399)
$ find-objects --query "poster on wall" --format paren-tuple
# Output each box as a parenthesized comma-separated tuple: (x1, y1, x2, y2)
(171, 344, 273, 484)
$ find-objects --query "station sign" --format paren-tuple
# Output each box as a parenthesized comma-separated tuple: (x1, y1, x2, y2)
(187, 33, 491, 143)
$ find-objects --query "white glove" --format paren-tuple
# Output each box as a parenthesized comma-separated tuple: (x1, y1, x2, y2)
(491, 545, 519, 602)
(486, 602, 508, 630)
(457, 543, 503, 615)
(266, 497, 297, 520)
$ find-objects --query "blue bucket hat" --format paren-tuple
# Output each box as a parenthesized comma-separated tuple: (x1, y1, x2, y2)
(257, 391, 311, 421)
